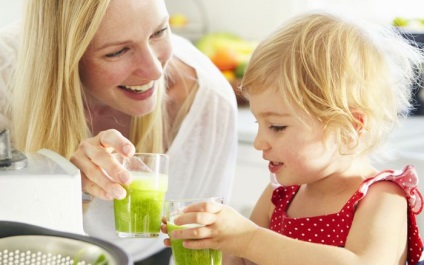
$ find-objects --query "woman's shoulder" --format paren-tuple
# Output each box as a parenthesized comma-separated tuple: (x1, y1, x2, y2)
(0, 22, 21, 131)
(0, 21, 21, 63)
(0, 22, 21, 79)
(171, 34, 237, 105)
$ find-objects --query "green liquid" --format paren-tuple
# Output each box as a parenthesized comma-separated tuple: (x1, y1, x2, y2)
(114, 172, 168, 235)
(167, 222, 222, 265)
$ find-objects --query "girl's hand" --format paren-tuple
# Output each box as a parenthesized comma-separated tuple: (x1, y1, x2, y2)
(161, 216, 172, 247)
(169, 201, 258, 258)
(70, 129, 135, 200)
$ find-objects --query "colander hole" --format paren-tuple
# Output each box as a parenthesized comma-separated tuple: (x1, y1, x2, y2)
(0, 249, 96, 265)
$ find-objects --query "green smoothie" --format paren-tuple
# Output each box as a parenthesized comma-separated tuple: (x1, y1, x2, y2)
(114, 172, 168, 237)
(167, 222, 222, 265)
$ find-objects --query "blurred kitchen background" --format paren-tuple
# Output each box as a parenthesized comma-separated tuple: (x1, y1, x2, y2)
(1, 0, 423, 226)
(2, 0, 424, 43)
(165, 0, 424, 40)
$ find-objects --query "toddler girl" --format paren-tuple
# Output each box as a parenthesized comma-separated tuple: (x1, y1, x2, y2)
(163, 12, 424, 265)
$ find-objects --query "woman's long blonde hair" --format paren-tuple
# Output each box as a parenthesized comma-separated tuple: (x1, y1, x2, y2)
(12, 0, 165, 158)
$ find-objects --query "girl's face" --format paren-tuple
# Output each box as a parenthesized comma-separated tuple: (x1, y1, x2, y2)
(79, 0, 172, 116)
(249, 88, 342, 186)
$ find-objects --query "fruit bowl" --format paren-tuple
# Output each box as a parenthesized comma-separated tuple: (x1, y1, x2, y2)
(195, 32, 256, 106)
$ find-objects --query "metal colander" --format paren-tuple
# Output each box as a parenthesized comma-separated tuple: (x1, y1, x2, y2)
(0, 222, 132, 265)
(0, 235, 111, 265)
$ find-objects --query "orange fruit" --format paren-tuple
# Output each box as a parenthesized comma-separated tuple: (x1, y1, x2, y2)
(221, 70, 236, 82)
(211, 46, 239, 71)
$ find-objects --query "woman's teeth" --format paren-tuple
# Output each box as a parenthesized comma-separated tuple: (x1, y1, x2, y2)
(120, 81, 154, 92)
(271, 161, 283, 166)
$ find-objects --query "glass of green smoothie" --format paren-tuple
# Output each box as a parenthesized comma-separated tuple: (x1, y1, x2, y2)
(165, 197, 223, 265)
(113, 153, 169, 238)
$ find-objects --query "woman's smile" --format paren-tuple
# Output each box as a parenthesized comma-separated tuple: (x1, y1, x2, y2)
(118, 81, 156, 101)
(118, 80, 154, 92)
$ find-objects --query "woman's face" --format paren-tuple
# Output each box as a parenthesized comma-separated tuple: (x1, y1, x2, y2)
(79, 0, 172, 116)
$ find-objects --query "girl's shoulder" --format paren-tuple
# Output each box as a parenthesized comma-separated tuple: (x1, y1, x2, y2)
(356, 165, 424, 265)
(358, 165, 423, 214)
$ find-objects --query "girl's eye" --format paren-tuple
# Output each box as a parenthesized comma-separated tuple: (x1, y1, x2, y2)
(151, 27, 168, 38)
(269, 125, 287, 132)
(105, 47, 129, 58)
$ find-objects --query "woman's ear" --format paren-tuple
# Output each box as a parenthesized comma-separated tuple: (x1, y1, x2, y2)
(351, 109, 367, 135)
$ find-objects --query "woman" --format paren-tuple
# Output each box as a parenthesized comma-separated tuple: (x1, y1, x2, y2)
(0, 0, 237, 264)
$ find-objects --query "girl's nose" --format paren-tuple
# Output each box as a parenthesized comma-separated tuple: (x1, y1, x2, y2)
(133, 47, 163, 80)
(253, 130, 270, 151)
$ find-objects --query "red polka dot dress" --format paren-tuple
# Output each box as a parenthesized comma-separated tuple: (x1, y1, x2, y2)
(269, 165, 424, 265)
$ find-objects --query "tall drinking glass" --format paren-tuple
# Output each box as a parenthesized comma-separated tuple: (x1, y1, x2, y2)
(165, 197, 223, 265)
(113, 153, 169, 238)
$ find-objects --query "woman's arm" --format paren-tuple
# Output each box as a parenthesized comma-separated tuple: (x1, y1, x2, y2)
(165, 34, 238, 202)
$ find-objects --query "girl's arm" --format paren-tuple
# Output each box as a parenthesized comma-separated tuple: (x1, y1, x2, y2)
(171, 181, 408, 265)
(222, 184, 275, 265)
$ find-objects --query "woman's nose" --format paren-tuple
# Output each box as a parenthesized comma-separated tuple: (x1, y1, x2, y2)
(132, 47, 163, 80)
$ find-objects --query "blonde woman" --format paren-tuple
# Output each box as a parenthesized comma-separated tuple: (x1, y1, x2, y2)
(0, 0, 237, 264)
(162, 12, 424, 265)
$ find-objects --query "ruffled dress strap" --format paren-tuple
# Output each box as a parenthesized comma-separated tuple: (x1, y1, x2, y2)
(359, 165, 423, 214)
(359, 165, 423, 265)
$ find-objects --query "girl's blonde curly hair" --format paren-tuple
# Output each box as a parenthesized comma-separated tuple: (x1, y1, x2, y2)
(241, 12, 423, 155)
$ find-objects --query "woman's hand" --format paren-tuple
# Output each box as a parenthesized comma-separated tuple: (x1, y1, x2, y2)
(70, 129, 135, 200)
(168, 202, 258, 258)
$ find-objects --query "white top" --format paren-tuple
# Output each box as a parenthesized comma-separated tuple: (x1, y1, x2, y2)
(0, 23, 19, 131)
(0, 26, 238, 262)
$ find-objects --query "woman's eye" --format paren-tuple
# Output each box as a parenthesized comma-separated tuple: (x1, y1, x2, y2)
(269, 125, 286, 132)
(105, 48, 129, 58)
(151, 27, 168, 38)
